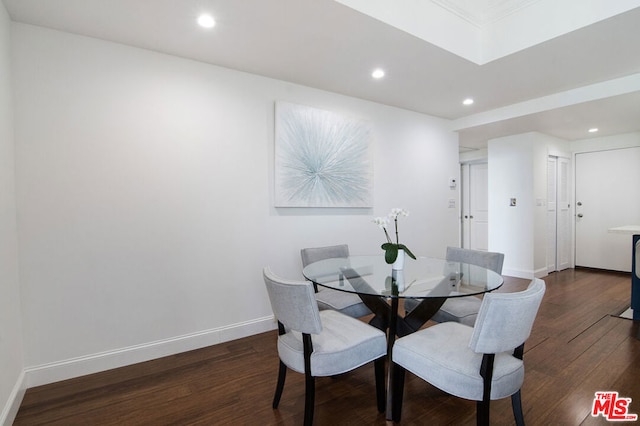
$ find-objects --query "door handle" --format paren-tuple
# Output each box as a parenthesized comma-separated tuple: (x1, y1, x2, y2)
(577, 213, 584, 218)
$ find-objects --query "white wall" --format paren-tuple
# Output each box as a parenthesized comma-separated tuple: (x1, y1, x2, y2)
(11, 23, 460, 386)
(488, 132, 569, 278)
(488, 134, 536, 277)
(0, 4, 25, 425)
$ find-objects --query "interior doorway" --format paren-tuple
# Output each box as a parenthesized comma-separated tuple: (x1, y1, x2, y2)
(461, 162, 488, 251)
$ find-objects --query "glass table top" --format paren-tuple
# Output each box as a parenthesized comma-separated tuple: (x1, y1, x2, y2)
(302, 255, 503, 299)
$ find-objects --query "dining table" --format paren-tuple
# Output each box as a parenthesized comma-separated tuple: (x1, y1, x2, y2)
(302, 254, 504, 420)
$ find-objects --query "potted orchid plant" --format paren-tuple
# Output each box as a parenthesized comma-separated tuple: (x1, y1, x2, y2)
(373, 208, 416, 266)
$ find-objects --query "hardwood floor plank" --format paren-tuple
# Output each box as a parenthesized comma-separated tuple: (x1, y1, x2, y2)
(528, 316, 639, 425)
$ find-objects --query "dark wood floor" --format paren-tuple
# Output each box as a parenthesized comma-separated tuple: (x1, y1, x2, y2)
(14, 268, 640, 425)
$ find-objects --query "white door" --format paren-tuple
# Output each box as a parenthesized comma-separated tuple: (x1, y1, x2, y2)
(462, 163, 488, 251)
(575, 147, 640, 272)
(547, 156, 572, 273)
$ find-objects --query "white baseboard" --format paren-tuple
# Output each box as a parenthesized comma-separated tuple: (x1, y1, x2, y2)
(502, 268, 548, 280)
(24, 315, 277, 389)
(534, 267, 548, 278)
(503, 268, 535, 279)
(1, 371, 26, 426)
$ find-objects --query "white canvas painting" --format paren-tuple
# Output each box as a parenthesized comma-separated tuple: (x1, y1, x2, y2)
(275, 102, 373, 208)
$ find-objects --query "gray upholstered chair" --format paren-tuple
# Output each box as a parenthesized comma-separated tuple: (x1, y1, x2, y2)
(391, 278, 545, 425)
(301, 245, 372, 318)
(263, 267, 386, 426)
(404, 246, 505, 326)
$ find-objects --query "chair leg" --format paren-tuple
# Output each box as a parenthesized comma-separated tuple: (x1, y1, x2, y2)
(302, 333, 315, 426)
(476, 400, 490, 426)
(477, 353, 494, 426)
(511, 390, 525, 426)
(374, 357, 386, 413)
(272, 360, 287, 409)
(303, 371, 315, 426)
(391, 364, 406, 422)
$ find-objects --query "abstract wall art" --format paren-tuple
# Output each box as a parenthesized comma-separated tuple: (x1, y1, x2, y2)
(274, 102, 373, 208)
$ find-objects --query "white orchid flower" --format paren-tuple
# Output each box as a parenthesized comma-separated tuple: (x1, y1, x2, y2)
(373, 217, 389, 229)
(389, 208, 409, 219)
(373, 216, 392, 243)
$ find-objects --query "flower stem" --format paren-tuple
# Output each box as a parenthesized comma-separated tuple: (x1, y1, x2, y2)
(395, 217, 399, 244)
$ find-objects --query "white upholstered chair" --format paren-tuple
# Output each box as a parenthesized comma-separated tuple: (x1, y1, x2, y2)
(263, 267, 386, 425)
(404, 246, 505, 326)
(301, 244, 372, 318)
(391, 278, 545, 425)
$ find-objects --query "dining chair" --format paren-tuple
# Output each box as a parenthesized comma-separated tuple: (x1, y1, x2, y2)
(404, 247, 505, 326)
(391, 278, 545, 425)
(301, 244, 372, 318)
(263, 267, 387, 425)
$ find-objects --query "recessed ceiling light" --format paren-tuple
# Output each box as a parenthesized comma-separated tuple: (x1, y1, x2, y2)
(197, 14, 216, 28)
(588, 128, 599, 133)
(463, 98, 474, 106)
(371, 69, 385, 79)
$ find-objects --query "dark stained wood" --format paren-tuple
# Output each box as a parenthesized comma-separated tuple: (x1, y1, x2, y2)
(14, 269, 640, 425)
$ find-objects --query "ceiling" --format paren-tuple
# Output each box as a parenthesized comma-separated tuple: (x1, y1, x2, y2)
(3, 0, 640, 151)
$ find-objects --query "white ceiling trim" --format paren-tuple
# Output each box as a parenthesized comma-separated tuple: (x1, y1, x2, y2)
(431, 0, 541, 26)
(334, 0, 640, 64)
